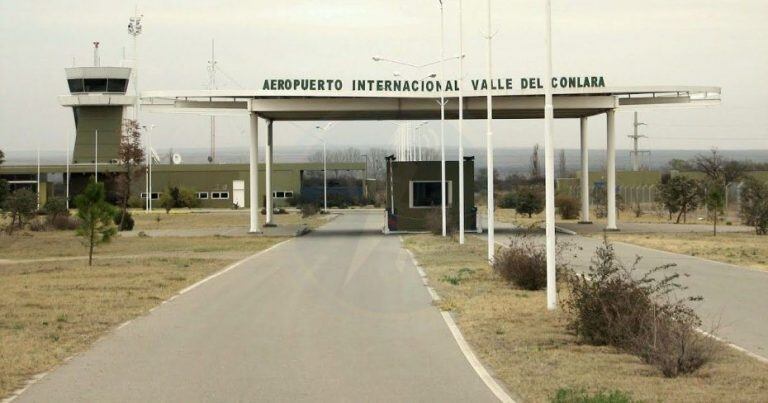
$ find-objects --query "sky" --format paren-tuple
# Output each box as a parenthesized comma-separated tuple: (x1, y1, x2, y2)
(1, 0, 766, 156)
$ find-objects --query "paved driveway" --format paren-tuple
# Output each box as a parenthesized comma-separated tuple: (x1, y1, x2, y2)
(16, 211, 499, 402)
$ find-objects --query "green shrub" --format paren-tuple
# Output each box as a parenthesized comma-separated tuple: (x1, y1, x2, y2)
(300, 203, 318, 218)
(499, 191, 518, 209)
(740, 177, 768, 235)
(43, 197, 69, 222)
(515, 187, 544, 217)
(556, 194, 579, 219)
(441, 268, 474, 285)
(113, 209, 135, 231)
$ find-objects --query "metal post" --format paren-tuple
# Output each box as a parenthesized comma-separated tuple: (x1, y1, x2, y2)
(323, 140, 328, 212)
(94, 129, 98, 182)
(148, 126, 153, 211)
(249, 112, 260, 233)
(458, 0, 465, 244)
(66, 128, 71, 210)
(544, 0, 557, 310)
(145, 128, 149, 211)
(266, 119, 274, 225)
(36, 143, 40, 210)
(485, 0, 495, 262)
(606, 109, 618, 230)
(579, 117, 591, 223)
(439, 1, 447, 237)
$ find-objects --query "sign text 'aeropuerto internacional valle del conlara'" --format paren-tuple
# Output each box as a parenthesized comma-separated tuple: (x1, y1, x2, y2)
(261, 76, 606, 92)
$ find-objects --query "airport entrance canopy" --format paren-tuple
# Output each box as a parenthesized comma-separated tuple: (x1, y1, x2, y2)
(141, 84, 721, 236)
(142, 86, 721, 121)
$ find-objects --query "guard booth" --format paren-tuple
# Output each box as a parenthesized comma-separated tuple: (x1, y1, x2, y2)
(385, 157, 476, 232)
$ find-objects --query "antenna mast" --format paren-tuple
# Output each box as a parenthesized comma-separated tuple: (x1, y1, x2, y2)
(207, 39, 217, 163)
(628, 112, 650, 171)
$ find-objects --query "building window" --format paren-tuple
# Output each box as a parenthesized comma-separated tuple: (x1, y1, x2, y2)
(67, 79, 84, 93)
(106, 78, 128, 93)
(141, 192, 161, 200)
(410, 181, 452, 208)
(83, 78, 107, 92)
(272, 191, 294, 198)
(197, 192, 209, 199)
(211, 192, 229, 200)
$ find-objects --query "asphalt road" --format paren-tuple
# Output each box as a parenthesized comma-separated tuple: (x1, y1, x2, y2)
(16, 211, 499, 403)
(489, 224, 768, 360)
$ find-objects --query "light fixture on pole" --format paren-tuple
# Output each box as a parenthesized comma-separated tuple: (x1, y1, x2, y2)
(543, 0, 557, 310)
(127, 8, 143, 121)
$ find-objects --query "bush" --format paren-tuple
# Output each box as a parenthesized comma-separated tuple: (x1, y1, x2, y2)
(552, 388, 634, 403)
(739, 177, 768, 235)
(515, 187, 544, 217)
(300, 203, 318, 218)
(4, 188, 37, 234)
(564, 239, 716, 377)
(127, 196, 143, 209)
(556, 194, 579, 219)
(113, 210, 135, 231)
(493, 237, 547, 290)
(498, 191, 518, 209)
(51, 215, 81, 230)
(43, 197, 69, 221)
(28, 217, 50, 232)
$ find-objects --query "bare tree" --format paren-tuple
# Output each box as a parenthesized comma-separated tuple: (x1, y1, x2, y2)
(114, 120, 146, 228)
(694, 149, 746, 187)
(530, 144, 541, 179)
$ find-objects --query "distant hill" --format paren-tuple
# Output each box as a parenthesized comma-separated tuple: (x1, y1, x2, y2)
(4, 146, 767, 175)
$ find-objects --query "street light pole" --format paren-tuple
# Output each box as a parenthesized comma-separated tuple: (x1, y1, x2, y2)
(323, 139, 327, 212)
(543, 0, 557, 310)
(438, 0, 447, 237)
(127, 8, 143, 121)
(485, 0, 495, 262)
(458, 0, 465, 244)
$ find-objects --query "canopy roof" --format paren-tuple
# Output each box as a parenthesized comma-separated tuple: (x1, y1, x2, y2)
(141, 86, 721, 121)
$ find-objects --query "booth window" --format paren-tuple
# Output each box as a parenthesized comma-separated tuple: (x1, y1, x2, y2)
(410, 181, 452, 208)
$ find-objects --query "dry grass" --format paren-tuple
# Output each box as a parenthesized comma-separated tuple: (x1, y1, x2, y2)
(0, 229, 283, 399)
(490, 205, 737, 226)
(403, 234, 768, 402)
(131, 209, 330, 231)
(601, 232, 768, 271)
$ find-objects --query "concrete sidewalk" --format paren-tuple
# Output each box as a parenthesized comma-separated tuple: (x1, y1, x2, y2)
(15, 211, 500, 402)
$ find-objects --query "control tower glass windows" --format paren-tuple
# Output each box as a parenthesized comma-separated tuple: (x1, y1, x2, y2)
(83, 79, 107, 92)
(106, 79, 128, 93)
(68, 79, 84, 93)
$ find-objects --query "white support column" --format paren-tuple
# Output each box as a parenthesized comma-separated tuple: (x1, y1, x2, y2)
(606, 109, 618, 231)
(543, 0, 557, 311)
(249, 112, 261, 233)
(579, 117, 591, 223)
(265, 119, 274, 225)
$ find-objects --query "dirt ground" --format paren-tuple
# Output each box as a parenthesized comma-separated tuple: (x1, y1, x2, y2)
(403, 234, 768, 402)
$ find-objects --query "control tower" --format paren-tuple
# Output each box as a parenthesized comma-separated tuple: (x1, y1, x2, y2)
(58, 43, 135, 164)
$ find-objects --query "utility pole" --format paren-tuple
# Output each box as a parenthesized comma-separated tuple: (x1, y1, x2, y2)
(207, 39, 217, 163)
(628, 112, 650, 171)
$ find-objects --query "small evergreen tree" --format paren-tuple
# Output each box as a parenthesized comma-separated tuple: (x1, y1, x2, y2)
(75, 181, 117, 266)
(516, 187, 545, 218)
(43, 197, 69, 222)
(703, 184, 725, 236)
(5, 188, 37, 234)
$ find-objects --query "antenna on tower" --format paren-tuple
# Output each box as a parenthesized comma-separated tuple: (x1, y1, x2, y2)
(93, 42, 100, 67)
(207, 39, 217, 163)
(628, 112, 651, 171)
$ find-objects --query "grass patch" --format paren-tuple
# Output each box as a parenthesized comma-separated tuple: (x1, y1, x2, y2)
(552, 387, 635, 403)
(131, 210, 328, 231)
(0, 231, 283, 399)
(403, 234, 768, 402)
(601, 232, 768, 271)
